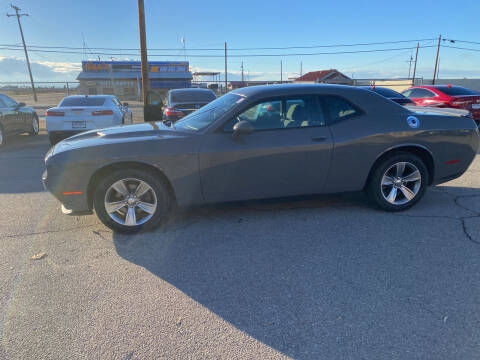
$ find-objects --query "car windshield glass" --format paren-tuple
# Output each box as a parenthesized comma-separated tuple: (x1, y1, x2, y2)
(60, 97, 106, 106)
(170, 90, 216, 103)
(372, 87, 406, 98)
(436, 86, 480, 96)
(175, 93, 243, 132)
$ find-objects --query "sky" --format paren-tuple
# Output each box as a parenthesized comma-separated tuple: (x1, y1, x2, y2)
(0, 0, 479, 83)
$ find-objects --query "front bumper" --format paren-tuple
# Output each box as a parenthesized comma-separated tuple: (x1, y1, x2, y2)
(42, 169, 92, 215)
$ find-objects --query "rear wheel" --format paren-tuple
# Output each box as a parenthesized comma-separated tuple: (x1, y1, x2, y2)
(29, 113, 39, 136)
(93, 168, 171, 233)
(367, 153, 428, 211)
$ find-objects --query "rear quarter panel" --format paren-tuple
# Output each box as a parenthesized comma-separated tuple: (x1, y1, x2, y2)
(324, 98, 479, 193)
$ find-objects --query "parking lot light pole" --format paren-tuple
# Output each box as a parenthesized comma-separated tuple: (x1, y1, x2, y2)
(138, 0, 150, 120)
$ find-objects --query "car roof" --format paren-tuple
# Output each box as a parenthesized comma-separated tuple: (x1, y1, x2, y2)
(231, 83, 365, 98)
(62, 95, 113, 99)
(169, 88, 214, 94)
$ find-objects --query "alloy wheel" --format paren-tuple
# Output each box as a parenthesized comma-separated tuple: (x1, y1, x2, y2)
(104, 178, 157, 226)
(32, 116, 39, 134)
(381, 161, 422, 205)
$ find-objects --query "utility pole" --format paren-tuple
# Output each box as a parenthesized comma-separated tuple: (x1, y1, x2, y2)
(280, 60, 283, 84)
(137, 0, 149, 120)
(432, 34, 441, 85)
(241, 61, 244, 84)
(224, 42, 227, 93)
(7, 4, 37, 102)
(412, 42, 419, 85)
(407, 54, 413, 78)
(300, 61, 302, 77)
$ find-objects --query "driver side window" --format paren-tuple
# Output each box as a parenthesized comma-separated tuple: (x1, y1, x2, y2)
(224, 96, 324, 131)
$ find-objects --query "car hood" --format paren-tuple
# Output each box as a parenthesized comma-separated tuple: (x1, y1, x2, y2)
(50, 122, 190, 156)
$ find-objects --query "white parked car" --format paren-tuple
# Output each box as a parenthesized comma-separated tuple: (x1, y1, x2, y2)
(46, 95, 133, 145)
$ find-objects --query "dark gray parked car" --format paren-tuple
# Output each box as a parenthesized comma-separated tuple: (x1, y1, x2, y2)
(163, 88, 216, 121)
(0, 93, 39, 147)
(43, 84, 479, 233)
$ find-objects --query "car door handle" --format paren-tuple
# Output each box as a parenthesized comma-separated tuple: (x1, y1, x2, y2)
(311, 136, 327, 142)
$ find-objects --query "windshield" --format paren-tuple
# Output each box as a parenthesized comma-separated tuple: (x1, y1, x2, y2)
(170, 90, 216, 103)
(373, 87, 406, 98)
(175, 93, 244, 132)
(60, 97, 106, 106)
(436, 86, 480, 96)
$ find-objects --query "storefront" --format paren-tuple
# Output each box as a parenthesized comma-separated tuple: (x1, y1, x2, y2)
(77, 61, 192, 100)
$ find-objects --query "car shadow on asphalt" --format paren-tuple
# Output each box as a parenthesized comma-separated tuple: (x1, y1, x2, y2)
(112, 186, 480, 359)
(0, 133, 50, 194)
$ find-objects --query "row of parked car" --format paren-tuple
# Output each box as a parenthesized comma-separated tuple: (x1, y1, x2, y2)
(0, 85, 478, 148)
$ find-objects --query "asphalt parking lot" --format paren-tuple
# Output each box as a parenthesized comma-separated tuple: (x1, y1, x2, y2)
(1, 132, 480, 360)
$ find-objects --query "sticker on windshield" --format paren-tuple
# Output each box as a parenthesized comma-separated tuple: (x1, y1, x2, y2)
(406, 115, 420, 129)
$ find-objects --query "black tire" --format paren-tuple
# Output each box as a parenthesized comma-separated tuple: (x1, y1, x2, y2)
(0, 123, 5, 147)
(366, 152, 428, 212)
(48, 133, 59, 145)
(93, 168, 172, 233)
(29, 113, 39, 136)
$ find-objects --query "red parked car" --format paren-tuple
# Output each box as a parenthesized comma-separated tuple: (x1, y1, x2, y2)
(402, 85, 480, 125)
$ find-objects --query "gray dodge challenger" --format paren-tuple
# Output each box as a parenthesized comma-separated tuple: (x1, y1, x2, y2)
(43, 84, 480, 233)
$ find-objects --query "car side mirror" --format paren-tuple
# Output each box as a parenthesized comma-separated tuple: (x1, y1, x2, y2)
(232, 120, 254, 138)
(123, 102, 129, 107)
(17, 102, 26, 108)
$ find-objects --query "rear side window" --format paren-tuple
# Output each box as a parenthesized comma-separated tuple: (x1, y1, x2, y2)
(407, 88, 436, 98)
(0, 97, 6, 107)
(170, 91, 216, 103)
(60, 97, 106, 106)
(322, 96, 360, 123)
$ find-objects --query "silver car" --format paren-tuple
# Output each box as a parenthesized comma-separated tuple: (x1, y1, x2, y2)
(43, 84, 479, 233)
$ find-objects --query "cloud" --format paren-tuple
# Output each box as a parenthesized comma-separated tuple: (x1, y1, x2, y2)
(0, 56, 81, 82)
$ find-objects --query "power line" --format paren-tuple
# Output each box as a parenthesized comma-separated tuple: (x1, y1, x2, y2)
(0, 37, 436, 52)
(444, 39, 480, 46)
(441, 45, 480, 52)
(0, 45, 437, 58)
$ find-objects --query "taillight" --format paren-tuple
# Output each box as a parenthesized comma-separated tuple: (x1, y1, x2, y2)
(46, 110, 65, 116)
(91, 110, 114, 116)
(164, 107, 184, 116)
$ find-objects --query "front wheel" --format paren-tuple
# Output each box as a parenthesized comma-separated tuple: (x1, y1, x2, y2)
(29, 114, 39, 136)
(93, 169, 172, 233)
(0, 123, 5, 147)
(367, 153, 428, 212)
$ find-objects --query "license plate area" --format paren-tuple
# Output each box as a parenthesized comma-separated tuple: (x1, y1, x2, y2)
(72, 121, 86, 129)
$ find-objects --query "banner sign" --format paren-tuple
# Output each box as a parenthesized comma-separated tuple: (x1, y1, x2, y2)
(82, 61, 189, 73)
